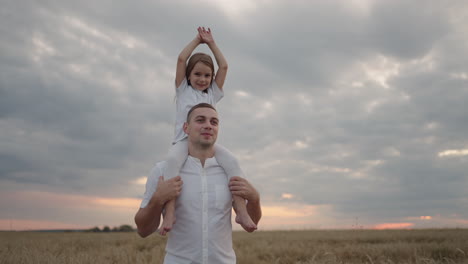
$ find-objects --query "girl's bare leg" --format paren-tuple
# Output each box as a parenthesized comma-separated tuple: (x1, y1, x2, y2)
(159, 199, 176, 236)
(159, 140, 188, 236)
(233, 195, 257, 232)
(214, 144, 256, 232)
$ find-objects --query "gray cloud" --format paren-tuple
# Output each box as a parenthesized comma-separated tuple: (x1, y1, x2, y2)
(1, 0, 467, 228)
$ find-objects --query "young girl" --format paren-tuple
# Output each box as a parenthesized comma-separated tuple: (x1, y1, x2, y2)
(158, 27, 257, 235)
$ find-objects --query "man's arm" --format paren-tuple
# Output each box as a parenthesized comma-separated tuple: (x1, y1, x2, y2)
(229, 176, 262, 225)
(246, 194, 262, 225)
(134, 175, 183, 237)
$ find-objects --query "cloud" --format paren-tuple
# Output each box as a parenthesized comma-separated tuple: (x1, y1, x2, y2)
(438, 149, 468, 157)
(1, 0, 468, 230)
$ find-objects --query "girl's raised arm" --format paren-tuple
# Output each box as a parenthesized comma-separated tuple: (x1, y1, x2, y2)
(175, 34, 201, 88)
(198, 27, 228, 90)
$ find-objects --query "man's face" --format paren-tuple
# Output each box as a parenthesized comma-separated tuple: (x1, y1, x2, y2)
(184, 107, 219, 148)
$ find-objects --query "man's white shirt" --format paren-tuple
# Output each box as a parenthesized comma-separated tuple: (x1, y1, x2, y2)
(140, 156, 236, 264)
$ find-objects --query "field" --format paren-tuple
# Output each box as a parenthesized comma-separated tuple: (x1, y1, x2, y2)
(1, 229, 468, 264)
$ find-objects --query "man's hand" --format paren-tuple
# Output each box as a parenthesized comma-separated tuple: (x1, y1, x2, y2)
(229, 176, 259, 203)
(135, 175, 183, 238)
(154, 175, 183, 206)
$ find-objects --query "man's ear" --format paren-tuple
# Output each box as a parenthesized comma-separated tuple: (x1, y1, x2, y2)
(183, 122, 188, 134)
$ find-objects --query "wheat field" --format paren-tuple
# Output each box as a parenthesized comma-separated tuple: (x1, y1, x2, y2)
(1, 229, 467, 264)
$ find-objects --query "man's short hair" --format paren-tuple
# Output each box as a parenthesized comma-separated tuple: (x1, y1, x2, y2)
(186, 103, 217, 122)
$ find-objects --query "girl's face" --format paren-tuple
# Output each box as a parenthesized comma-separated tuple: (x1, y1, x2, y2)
(188, 62, 213, 91)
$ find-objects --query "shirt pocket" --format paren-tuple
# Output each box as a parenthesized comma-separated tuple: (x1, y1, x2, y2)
(215, 184, 231, 210)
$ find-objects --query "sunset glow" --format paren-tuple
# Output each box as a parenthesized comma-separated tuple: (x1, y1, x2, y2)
(374, 223, 414, 230)
(2, 190, 140, 210)
(132, 176, 147, 185)
(262, 205, 316, 218)
(94, 198, 141, 209)
(2, 188, 468, 231)
(0, 219, 88, 231)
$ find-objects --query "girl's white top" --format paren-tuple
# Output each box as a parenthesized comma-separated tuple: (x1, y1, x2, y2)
(173, 78, 224, 144)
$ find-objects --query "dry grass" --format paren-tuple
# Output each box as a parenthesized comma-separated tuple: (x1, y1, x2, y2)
(1, 229, 467, 264)
(234, 229, 468, 264)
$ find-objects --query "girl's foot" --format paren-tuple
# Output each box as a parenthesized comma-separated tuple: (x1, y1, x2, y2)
(235, 213, 257, 233)
(159, 215, 176, 236)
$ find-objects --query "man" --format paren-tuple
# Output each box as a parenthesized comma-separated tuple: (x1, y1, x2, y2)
(135, 103, 262, 264)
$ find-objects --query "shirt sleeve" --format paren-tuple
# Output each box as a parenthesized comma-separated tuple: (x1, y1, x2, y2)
(140, 164, 163, 208)
(175, 78, 189, 95)
(211, 81, 224, 103)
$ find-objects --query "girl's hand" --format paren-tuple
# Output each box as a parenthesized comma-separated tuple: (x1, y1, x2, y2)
(195, 30, 203, 43)
(198, 27, 214, 44)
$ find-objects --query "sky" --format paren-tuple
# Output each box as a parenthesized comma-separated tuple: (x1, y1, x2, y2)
(1, 0, 468, 231)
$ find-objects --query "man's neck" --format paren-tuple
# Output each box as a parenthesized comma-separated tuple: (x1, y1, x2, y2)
(188, 145, 215, 167)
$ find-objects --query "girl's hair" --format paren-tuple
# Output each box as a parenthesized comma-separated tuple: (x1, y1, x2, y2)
(186, 53, 215, 85)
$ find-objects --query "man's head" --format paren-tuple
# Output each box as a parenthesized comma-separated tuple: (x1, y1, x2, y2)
(184, 103, 219, 149)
